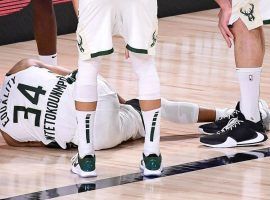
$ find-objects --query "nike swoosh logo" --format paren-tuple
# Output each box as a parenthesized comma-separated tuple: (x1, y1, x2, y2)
(237, 132, 266, 145)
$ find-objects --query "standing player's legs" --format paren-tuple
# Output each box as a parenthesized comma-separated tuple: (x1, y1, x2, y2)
(72, 0, 114, 177)
(200, 0, 269, 147)
(232, 20, 264, 122)
(130, 54, 161, 156)
(120, 0, 162, 176)
(32, 0, 57, 65)
(73, 59, 99, 178)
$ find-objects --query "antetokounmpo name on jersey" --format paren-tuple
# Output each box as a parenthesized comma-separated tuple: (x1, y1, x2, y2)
(0, 76, 16, 127)
(44, 76, 68, 140)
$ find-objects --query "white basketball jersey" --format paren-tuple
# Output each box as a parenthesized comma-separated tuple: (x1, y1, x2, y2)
(0, 67, 77, 149)
(0, 66, 144, 150)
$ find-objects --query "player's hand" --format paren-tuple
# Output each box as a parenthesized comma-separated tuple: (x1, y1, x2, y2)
(218, 7, 234, 48)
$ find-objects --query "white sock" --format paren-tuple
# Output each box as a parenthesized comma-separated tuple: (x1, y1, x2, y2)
(237, 67, 262, 122)
(76, 110, 95, 158)
(215, 108, 234, 120)
(143, 108, 161, 156)
(161, 98, 199, 123)
(39, 54, 57, 65)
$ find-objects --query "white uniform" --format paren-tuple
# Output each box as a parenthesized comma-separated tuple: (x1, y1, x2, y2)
(229, 0, 270, 30)
(77, 0, 158, 60)
(0, 67, 144, 150)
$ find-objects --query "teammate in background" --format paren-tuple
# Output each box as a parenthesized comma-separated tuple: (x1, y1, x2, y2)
(200, 0, 270, 147)
(72, 0, 162, 177)
(3, 59, 268, 177)
(32, 0, 57, 65)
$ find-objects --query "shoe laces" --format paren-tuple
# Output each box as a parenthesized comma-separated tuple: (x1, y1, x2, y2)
(217, 118, 243, 134)
(217, 110, 240, 123)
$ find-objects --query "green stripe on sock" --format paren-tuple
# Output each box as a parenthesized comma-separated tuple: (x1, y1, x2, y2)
(150, 111, 159, 142)
(85, 114, 91, 143)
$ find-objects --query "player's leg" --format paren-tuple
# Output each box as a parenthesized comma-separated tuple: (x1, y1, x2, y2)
(120, 0, 162, 176)
(201, 0, 269, 147)
(130, 54, 162, 176)
(32, 0, 57, 65)
(72, 0, 114, 177)
(233, 21, 264, 123)
(160, 98, 242, 136)
(73, 60, 99, 177)
(161, 98, 234, 124)
(197, 100, 270, 135)
(129, 53, 161, 157)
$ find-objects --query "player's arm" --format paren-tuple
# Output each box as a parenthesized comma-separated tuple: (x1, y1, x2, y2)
(215, 0, 234, 48)
(117, 94, 126, 104)
(0, 130, 44, 147)
(7, 59, 72, 76)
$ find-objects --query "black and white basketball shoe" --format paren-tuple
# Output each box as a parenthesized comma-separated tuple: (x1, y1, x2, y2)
(199, 100, 270, 135)
(198, 103, 240, 135)
(200, 111, 268, 148)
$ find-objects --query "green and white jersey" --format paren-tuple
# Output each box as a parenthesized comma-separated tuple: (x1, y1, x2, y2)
(0, 66, 144, 150)
(0, 66, 77, 149)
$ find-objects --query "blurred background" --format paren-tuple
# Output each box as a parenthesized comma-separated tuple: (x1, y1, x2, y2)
(0, 0, 218, 45)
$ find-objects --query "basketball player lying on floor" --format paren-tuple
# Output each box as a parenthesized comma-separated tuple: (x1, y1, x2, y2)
(0, 59, 269, 149)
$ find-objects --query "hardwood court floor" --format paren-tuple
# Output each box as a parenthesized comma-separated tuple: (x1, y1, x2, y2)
(0, 9, 270, 200)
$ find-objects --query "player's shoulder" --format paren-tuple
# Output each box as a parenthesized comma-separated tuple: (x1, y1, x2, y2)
(6, 59, 41, 75)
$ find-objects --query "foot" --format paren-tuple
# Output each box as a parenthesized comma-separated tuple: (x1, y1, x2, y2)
(200, 111, 268, 148)
(198, 103, 240, 135)
(199, 100, 270, 135)
(140, 153, 163, 177)
(71, 153, 97, 178)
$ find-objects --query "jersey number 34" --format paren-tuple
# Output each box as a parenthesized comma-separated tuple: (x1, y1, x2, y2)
(13, 84, 46, 127)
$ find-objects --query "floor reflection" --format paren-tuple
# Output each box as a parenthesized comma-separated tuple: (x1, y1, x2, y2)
(3, 147, 270, 200)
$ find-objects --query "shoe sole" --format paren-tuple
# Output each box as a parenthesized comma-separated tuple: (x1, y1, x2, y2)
(140, 164, 163, 177)
(71, 166, 97, 178)
(201, 132, 267, 148)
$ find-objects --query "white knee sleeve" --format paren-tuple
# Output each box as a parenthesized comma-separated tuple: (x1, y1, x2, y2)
(130, 53, 160, 100)
(161, 98, 199, 124)
(75, 58, 100, 102)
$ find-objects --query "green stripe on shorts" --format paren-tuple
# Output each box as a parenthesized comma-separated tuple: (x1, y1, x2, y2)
(126, 44, 148, 54)
(91, 48, 114, 58)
